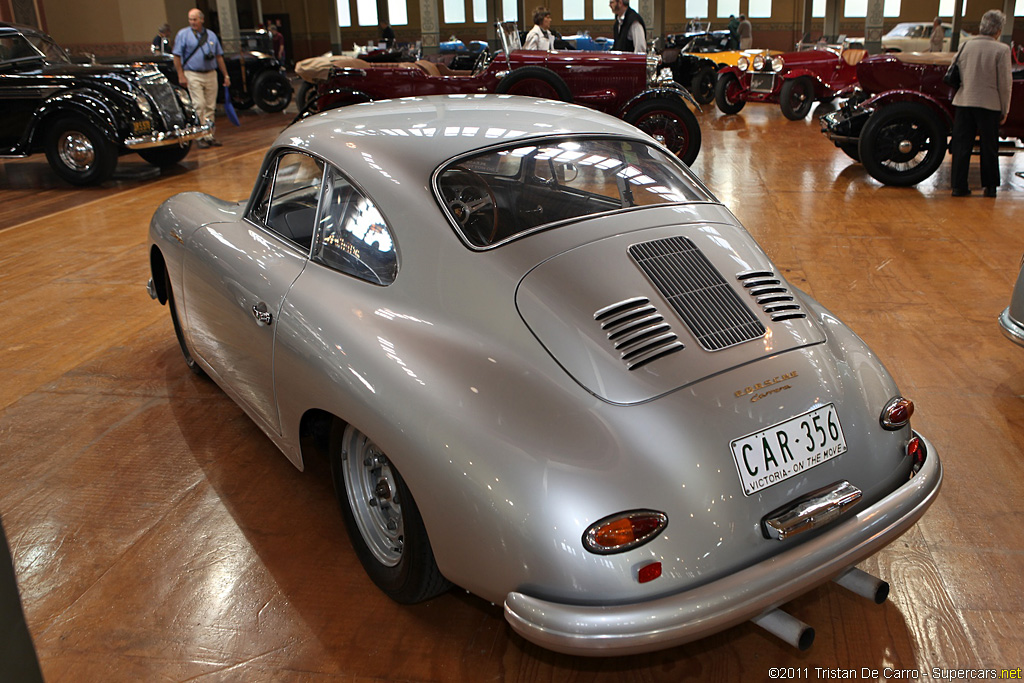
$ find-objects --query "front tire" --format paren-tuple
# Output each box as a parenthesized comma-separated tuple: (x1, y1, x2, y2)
(252, 71, 293, 113)
(329, 423, 450, 604)
(164, 271, 206, 377)
(624, 98, 702, 166)
(780, 76, 815, 120)
(715, 72, 746, 115)
(858, 102, 947, 186)
(495, 66, 573, 102)
(138, 143, 191, 168)
(44, 116, 117, 186)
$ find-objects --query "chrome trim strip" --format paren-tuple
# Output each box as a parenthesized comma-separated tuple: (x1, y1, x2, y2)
(503, 433, 941, 656)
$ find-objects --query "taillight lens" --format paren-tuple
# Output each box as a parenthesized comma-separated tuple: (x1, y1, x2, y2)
(880, 396, 914, 430)
(583, 510, 668, 554)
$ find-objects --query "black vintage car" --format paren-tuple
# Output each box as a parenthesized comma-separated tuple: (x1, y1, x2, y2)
(0, 22, 208, 185)
(152, 51, 292, 113)
(659, 48, 720, 105)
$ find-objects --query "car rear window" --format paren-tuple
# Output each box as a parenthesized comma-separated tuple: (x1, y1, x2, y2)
(434, 137, 713, 248)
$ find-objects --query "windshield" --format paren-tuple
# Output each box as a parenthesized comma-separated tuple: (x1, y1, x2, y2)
(25, 32, 72, 63)
(435, 137, 714, 248)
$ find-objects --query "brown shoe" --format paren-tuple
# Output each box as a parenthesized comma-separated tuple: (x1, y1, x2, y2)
(196, 139, 211, 149)
(208, 138, 223, 147)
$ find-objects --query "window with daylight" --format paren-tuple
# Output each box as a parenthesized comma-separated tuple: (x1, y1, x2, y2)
(444, 0, 466, 24)
(337, 0, 352, 27)
(564, 0, 585, 21)
(389, 0, 408, 25)
(718, 0, 739, 18)
(356, 0, 378, 26)
(749, 0, 772, 18)
(593, 0, 613, 21)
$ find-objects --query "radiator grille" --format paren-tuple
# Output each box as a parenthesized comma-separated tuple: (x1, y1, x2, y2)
(138, 72, 186, 128)
(629, 237, 765, 351)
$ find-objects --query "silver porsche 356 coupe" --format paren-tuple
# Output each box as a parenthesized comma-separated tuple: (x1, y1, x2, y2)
(148, 95, 941, 656)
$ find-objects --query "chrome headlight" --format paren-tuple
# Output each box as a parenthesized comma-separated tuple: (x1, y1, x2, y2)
(646, 54, 659, 85)
(737, 55, 750, 72)
(752, 54, 766, 71)
(771, 55, 785, 72)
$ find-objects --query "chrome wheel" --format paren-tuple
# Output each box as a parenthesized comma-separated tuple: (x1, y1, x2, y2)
(57, 131, 96, 172)
(342, 429, 403, 567)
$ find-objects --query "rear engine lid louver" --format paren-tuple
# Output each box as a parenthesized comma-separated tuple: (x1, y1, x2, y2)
(513, 212, 827, 405)
(594, 297, 685, 371)
(629, 237, 765, 351)
(736, 270, 808, 322)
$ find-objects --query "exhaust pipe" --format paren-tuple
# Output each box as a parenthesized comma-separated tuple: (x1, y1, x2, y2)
(833, 567, 889, 604)
(751, 608, 815, 650)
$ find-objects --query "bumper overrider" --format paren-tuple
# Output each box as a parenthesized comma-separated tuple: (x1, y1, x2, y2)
(504, 432, 941, 656)
(125, 121, 213, 150)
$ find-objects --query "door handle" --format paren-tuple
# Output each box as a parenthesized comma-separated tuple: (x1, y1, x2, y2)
(252, 302, 273, 326)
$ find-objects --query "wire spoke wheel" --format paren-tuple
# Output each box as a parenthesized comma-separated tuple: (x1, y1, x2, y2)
(859, 102, 947, 186)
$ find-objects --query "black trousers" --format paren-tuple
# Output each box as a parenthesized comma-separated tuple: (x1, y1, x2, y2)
(950, 106, 1001, 191)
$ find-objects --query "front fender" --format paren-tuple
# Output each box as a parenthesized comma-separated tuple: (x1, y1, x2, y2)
(24, 90, 121, 151)
(861, 89, 954, 128)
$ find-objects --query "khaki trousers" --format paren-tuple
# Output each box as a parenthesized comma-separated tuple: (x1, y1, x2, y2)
(185, 69, 218, 140)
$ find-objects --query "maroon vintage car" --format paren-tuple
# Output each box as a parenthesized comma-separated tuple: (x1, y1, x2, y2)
(715, 45, 866, 120)
(820, 51, 1024, 185)
(303, 22, 703, 164)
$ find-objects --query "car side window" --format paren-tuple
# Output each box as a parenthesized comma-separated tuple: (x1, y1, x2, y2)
(250, 151, 324, 251)
(313, 166, 397, 285)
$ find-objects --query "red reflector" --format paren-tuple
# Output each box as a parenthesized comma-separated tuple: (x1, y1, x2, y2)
(638, 562, 662, 583)
(907, 436, 926, 473)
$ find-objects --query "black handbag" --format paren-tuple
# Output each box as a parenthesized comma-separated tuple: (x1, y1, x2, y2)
(943, 51, 961, 89)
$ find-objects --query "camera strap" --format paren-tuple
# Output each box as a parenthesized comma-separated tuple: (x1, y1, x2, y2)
(183, 29, 209, 67)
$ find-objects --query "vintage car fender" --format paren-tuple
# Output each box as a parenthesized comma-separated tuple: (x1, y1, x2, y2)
(22, 89, 122, 151)
(618, 84, 701, 117)
(860, 88, 954, 127)
(779, 68, 827, 89)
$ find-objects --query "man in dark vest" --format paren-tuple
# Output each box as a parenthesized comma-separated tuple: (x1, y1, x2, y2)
(610, 0, 647, 53)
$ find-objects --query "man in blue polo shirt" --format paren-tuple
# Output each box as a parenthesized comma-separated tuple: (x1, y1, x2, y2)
(173, 8, 231, 147)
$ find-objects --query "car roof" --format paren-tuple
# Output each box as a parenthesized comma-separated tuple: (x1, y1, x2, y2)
(279, 95, 650, 183)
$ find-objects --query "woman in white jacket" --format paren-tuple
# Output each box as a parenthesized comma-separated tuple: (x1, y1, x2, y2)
(949, 9, 1012, 197)
(524, 8, 554, 51)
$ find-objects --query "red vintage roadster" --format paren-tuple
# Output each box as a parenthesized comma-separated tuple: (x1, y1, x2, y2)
(820, 51, 1024, 185)
(303, 22, 703, 165)
(716, 44, 866, 120)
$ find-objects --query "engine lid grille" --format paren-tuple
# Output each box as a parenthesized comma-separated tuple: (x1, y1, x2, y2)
(629, 236, 766, 351)
(736, 270, 808, 322)
(594, 297, 685, 371)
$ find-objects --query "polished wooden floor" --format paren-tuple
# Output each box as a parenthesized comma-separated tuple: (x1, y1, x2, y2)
(1, 98, 1023, 681)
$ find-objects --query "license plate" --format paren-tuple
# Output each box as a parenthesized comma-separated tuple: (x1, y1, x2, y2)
(730, 404, 847, 496)
(750, 72, 775, 93)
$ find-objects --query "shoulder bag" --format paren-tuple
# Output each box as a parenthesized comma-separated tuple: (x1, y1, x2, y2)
(943, 48, 961, 90)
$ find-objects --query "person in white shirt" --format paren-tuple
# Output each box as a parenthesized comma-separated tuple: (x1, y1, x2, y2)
(609, 0, 647, 54)
(524, 8, 554, 51)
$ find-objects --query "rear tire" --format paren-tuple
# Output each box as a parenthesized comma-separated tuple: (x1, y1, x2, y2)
(329, 422, 450, 604)
(495, 66, 573, 102)
(138, 143, 191, 168)
(715, 72, 746, 115)
(690, 66, 717, 106)
(624, 97, 702, 166)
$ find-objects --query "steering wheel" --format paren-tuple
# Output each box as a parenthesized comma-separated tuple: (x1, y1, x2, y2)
(471, 49, 492, 76)
(442, 166, 499, 245)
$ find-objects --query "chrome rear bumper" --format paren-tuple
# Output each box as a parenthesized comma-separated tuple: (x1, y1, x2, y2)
(504, 432, 941, 656)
